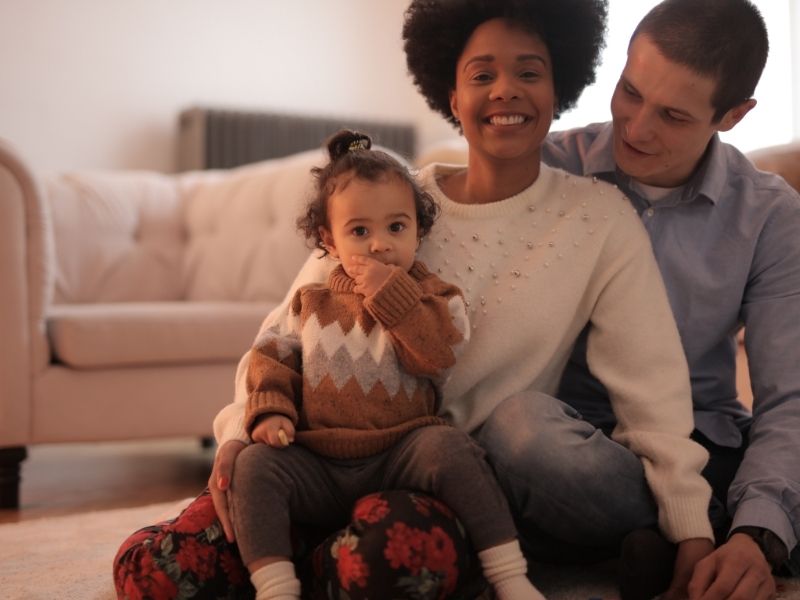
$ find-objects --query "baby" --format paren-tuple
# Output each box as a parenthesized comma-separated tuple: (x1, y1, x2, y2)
(229, 129, 545, 600)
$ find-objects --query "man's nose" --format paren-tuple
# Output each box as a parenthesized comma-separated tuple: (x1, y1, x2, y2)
(625, 108, 655, 142)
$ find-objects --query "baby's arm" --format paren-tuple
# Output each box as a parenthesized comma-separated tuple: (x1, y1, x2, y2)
(364, 263, 469, 378)
(250, 413, 295, 447)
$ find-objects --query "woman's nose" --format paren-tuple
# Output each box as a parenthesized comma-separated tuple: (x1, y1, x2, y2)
(489, 72, 520, 101)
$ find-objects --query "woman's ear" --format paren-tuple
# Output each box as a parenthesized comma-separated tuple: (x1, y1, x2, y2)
(449, 89, 460, 123)
(319, 227, 339, 258)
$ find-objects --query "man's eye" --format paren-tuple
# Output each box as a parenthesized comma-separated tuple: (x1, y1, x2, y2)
(623, 83, 640, 98)
(352, 226, 368, 237)
(389, 222, 406, 233)
(665, 111, 688, 123)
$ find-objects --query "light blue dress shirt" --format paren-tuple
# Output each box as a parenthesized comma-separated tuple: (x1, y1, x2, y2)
(543, 121, 800, 555)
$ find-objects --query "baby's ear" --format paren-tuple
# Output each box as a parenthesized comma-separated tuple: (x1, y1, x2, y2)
(319, 227, 339, 257)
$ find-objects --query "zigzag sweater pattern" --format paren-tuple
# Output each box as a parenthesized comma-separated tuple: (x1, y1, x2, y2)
(245, 261, 469, 459)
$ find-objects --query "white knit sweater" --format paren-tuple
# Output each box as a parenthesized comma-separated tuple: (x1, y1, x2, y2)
(214, 163, 713, 543)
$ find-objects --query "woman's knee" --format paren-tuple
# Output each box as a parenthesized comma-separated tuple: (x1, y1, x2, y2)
(475, 392, 654, 532)
(477, 392, 589, 475)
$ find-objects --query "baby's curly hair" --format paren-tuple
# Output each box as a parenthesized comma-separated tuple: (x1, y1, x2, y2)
(403, 0, 608, 128)
(298, 130, 439, 256)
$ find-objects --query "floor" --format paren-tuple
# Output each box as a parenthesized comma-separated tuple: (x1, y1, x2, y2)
(0, 438, 213, 524)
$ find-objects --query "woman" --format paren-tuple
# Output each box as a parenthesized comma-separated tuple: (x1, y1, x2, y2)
(114, 1, 714, 598)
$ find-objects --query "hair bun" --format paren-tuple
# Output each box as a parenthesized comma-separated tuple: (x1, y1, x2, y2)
(326, 129, 372, 160)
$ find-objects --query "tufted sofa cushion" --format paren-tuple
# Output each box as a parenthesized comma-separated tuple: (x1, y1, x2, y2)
(45, 170, 186, 304)
(181, 149, 323, 303)
(41, 146, 409, 369)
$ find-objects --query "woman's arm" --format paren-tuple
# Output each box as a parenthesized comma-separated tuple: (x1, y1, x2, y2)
(585, 213, 714, 545)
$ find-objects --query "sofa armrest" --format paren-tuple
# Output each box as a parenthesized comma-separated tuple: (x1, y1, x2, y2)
(0, 139, 53, 446)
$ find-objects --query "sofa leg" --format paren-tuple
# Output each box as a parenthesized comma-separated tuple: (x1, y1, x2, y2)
(0, 446, 27, 509)
(199, 436, 215, 449)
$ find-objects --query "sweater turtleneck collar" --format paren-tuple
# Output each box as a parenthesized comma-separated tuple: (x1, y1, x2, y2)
(327, 261, 430, 293)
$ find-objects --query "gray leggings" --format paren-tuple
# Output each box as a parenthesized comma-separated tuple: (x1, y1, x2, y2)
(229, 425, 517, 565)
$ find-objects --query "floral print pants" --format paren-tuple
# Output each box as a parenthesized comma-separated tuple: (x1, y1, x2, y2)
(113, 488, 490, 599)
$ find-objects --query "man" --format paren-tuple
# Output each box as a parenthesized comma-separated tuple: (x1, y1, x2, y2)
(543, 0, 800, 598)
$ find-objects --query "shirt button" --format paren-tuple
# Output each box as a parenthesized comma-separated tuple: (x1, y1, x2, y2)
(645, 208, 655, 217)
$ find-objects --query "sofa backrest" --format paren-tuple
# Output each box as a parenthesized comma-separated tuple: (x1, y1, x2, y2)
(44, 149, 326, 304)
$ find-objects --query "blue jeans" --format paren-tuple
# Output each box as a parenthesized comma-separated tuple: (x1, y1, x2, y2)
(475, 391, 658, 563)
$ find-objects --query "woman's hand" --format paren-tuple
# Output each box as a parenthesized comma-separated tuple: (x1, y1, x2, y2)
(251, 414, 295, 447)
(348, 255, 395, 297)
(208, 439, 246, 542)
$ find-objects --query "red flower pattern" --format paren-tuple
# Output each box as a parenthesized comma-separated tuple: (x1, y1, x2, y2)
(352, 494, 391, 524)
(175, 535, 217, 581)
(114, 489, 476, 600)
(117, 546, 178, 600)
(336, 544, 370, 590)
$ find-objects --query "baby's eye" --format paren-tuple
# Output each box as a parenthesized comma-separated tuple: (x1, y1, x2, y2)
(352, 226, 368, 237)
(389, 222, 406, 233)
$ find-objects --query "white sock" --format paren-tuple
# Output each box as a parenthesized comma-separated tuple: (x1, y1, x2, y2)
(250, 560, 301, 600)
(479, 540, 546, 600)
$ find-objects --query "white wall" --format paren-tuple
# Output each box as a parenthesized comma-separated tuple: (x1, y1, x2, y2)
(0, 0, 448, 172)
(552, 0, 796, 152)
(0, 0, 793, 173)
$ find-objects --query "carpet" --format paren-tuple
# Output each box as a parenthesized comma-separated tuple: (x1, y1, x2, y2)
(0, 499, 797, 600)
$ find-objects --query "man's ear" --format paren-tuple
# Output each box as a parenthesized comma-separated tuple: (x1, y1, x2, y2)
(319, 227, 339, 258)
(717, 99, 757, 132)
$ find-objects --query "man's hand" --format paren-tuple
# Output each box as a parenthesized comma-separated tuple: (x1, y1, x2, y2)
(251, 414, 295, 447)
(348, 255, 395, 297)
(661, 537, 715, 599)
(208, 439, 246, 543)
(686, 533, 776, 599)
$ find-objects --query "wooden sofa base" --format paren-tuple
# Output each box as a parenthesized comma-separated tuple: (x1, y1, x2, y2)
(0, 446, 27, 509)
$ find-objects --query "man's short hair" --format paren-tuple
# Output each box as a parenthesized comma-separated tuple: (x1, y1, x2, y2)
(633, 0, 768, 122)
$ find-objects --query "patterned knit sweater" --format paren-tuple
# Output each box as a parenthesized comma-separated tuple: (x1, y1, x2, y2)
(244, 261, 468, 459)
(217, 163, 713, 543)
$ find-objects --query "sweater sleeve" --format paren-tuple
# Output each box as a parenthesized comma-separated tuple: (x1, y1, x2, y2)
(212, 251, 332, 446)
(364, 264, 469, 379)
(243, 289, 304, 435)
(585, 215, 714, 544)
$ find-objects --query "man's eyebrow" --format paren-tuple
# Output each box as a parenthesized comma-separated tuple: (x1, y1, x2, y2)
(621, 76, 697, 120)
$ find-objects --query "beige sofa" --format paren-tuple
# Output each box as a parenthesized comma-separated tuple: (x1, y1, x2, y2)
(2, 132, 796, 509)
(0, 139, 326, 507)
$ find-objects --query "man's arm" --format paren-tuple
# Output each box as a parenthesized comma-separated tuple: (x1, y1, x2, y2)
(728, 193, 800, 561)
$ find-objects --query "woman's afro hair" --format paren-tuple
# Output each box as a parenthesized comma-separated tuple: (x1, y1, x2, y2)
(403, 0, 608, 128)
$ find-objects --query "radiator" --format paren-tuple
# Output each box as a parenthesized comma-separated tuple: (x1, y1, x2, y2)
(177, 107, 417, 171)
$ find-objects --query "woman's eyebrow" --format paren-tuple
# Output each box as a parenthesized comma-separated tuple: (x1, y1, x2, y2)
(462, 53, 547, 72)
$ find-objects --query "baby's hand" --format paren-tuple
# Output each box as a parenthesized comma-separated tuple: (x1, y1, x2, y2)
(349, 255, 396, 297)
(251, 414, 295, 448)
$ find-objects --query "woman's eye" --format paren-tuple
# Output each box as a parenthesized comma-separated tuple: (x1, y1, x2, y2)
(389, 222, 406, 233)
(471, 71, 492, 82)
(519, 70, 539, 80)
(352, 226, 368, 237)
